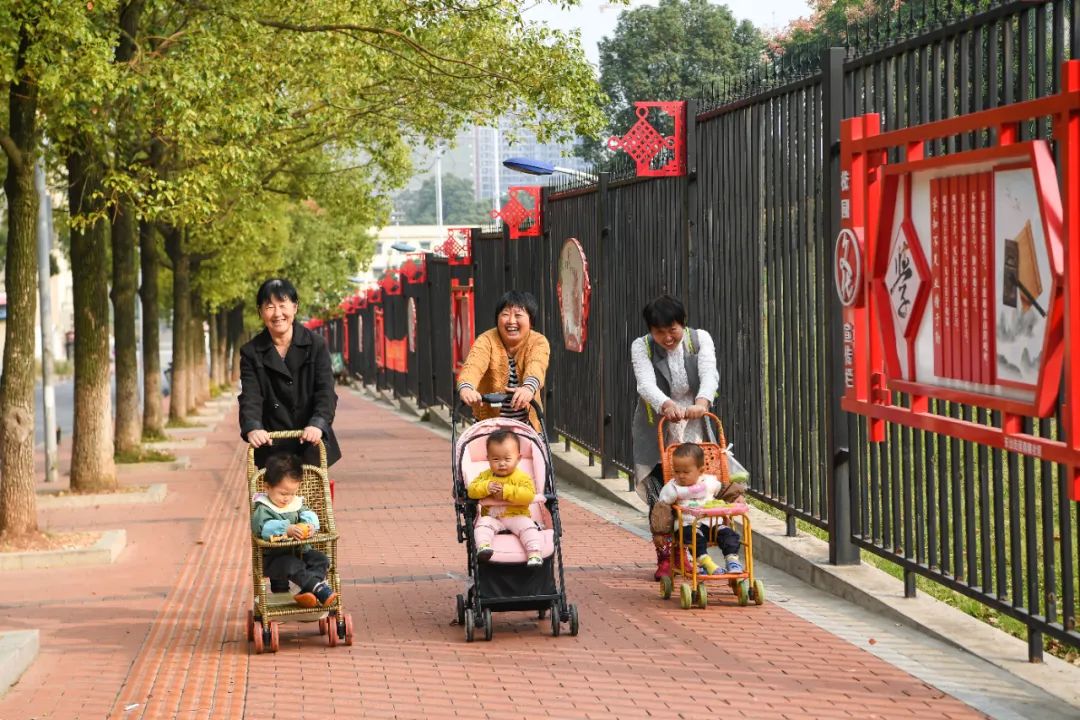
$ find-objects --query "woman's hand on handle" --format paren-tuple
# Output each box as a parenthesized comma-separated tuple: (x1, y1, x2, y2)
(509, 385, 535, 411)
(300, 426, 323, 445)
(459, 387, 483, 407)
(684, 399, 710, 420)
(248, 429, 272, 448)
(660, 400, 683, 421)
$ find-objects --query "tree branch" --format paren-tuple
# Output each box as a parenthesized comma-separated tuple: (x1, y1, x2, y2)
(0, 133, 24, 172)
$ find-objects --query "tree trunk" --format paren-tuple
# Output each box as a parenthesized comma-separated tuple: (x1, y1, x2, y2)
(110, 0, 146, 456)
(67, 148, 117, 492)
(228, 302, 245, 384)
(215, 310, 228, 388)
(0, 29, 39, 538)
(140, 221, 163, 438)
(164, 226, 189, 422)
(208, 307, 219, 389)
(111, 200, 140, 455)
(192, 289, 210, 405)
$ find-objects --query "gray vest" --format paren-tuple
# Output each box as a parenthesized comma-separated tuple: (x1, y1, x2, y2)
(631, 328, 704, 470)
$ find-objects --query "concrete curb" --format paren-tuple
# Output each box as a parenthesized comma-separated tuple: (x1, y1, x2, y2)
(36, 483, 167, 509)
(0, 630, 38, 697)
(164, 423, 215, 436)
(145, 436, 207, 451)
(0, 529, 126, 571)
(116, 456, 190, 475)
(548, 443, 645, 514)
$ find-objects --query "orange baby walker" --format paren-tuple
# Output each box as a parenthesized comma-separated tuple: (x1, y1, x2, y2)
(656, 414, 766, 609)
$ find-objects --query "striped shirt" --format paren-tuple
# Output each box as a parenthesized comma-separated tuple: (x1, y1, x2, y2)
(502, 357, 531, 422)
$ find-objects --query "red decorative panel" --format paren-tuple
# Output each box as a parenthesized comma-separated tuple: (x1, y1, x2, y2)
(450, 280, 475, 373)
(367, 286, 382, 305)
(491, 186, 542, 239)
(379, 268, 402, 296)
(437, 227, 472, 266)
(606, 101, 687, 177)
(400, 253, 427, 284)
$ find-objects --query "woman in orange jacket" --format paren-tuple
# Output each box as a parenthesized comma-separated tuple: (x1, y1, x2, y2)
(456, 290, 550, 431)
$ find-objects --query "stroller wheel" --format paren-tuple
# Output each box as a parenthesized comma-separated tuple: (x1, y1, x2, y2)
(318, 617, 328, 635)
(659, 575, 673, 599)
(341, 613, 354, 646)
(538, 606, 547, 619)
(327, 615, 338, 647)
(464, 609, 476, 642)
(697, 583, 709, 609)
(568, 604, 579, 636)
(549, 602, 561, 637)
(252, 622, 265, 654)
(679, 583, 693, 610)
(268, 621, 280, 653)
(752, 579, 766, 606)
(736, 580, 750, 607)
(456, 594, 466, 626)
(247, 610, 255, 642)
(482, 608, 493, 641)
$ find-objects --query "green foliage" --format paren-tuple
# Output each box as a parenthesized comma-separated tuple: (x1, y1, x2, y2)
(398, 174, 491, 226)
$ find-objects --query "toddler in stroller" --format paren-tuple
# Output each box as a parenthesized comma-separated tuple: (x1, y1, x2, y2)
(468, 430, 544, 567)
(452, 393, 579, 641)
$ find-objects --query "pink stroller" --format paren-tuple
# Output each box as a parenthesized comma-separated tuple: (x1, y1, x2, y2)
(452, 393, 579, 641)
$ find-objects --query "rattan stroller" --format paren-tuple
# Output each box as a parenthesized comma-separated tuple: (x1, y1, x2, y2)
(246, 430, 353, 652)
(657, 414, 765, 609)
(451, 393, 579, 641)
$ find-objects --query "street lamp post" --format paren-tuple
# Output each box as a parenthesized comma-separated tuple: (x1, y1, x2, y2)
(502, 156, 598, 182)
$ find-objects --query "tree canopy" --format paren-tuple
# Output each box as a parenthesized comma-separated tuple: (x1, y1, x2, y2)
(397, 174, 492, 226)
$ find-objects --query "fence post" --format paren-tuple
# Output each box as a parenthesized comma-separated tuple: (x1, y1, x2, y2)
(822, 46, 859, 565)
(683, 100, 698, 299)
(596, 171, 617, 478)
(540, 187, 557, 443)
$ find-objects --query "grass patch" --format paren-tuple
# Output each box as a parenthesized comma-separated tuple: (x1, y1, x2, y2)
(115, 447, 176, 464)
(749, 498, 1080, 664)
(166, 417, 196, 429)
(142, 428, 167, 442)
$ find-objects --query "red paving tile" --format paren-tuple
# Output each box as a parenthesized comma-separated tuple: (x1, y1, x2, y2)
(0, 391, 987, 719)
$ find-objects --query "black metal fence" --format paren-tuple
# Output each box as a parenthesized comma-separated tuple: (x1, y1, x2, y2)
(335, 0, 1080, 658)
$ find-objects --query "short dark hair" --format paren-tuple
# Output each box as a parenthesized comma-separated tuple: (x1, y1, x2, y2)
(672, 443, 705, 468)
(486, 430, 520, 450)
(494, 290, 538, 326)
(642, 295, 687, 329)
(264, 453, 304, 486)
(256, 278, 299, 308)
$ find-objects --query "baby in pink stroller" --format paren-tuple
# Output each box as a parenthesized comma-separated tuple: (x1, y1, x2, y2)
(452, 395, 578, 641)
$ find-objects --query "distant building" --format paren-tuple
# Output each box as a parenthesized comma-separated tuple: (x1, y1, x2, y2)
(352, 225, 452, 286)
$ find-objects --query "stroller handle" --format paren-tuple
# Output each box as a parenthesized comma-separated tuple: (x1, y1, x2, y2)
(246, 428, 328, 470)
(454, 392, 545, 422)
(656, 412, 726, 454)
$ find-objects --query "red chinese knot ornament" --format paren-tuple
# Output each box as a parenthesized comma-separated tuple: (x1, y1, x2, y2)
(607, 101, 687, 177)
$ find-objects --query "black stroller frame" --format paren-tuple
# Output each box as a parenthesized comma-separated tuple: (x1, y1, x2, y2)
(451, 393, 579, 641)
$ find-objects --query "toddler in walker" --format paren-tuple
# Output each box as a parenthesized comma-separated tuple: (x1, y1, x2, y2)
(657, 443, 744, 575)
(251, 453, 337, 608)
(468, 430, 544, 567)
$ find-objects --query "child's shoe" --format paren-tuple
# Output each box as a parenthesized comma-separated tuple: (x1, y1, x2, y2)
(697, 555, 722, 575)
(725, 554, 744, 575)
(293, 591, 318, 608)
(653, 543, 671, 581)
(477, 545, 494, 562)
(526, 554, 543, 567)
(313, 580, 338, 607)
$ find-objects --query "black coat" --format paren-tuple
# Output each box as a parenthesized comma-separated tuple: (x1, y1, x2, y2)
(238, 322, 341, 468)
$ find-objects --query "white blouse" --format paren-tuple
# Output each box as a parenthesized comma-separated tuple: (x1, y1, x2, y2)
(631, 329, 719, 444)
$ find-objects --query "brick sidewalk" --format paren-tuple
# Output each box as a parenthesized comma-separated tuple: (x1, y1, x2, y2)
(1, 390, 986, 719)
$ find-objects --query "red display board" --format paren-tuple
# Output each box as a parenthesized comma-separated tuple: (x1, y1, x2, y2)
(837, 60, 1080, 499)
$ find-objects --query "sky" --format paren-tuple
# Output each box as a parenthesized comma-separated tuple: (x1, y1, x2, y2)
(525, 0, 813, 66)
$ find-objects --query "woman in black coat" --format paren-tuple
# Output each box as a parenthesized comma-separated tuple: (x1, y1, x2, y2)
(239, 278, 341, 470)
